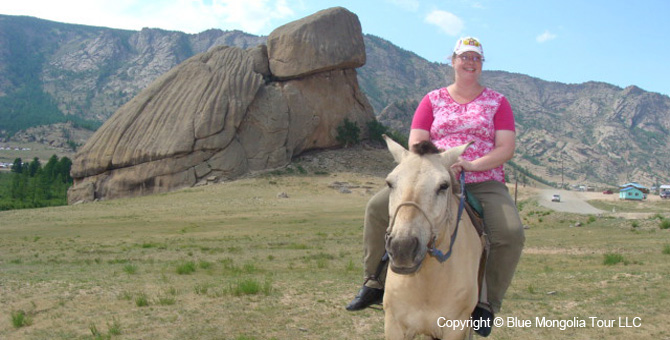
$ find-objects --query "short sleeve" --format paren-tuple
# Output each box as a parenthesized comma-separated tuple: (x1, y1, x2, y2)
(411, 95, 434, 131)
(493, 97, 515, 131)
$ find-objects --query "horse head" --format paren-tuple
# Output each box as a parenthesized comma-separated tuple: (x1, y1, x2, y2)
(382, 135, 471, 275)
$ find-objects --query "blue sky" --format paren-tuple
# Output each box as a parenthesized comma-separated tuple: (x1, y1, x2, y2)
(2, 0, 669, 96)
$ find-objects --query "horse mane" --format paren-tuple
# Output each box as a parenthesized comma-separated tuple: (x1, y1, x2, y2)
(411, 141, 441, 155)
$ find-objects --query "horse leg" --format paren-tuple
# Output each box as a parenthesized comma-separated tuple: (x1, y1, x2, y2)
(384, 311, 411, 340)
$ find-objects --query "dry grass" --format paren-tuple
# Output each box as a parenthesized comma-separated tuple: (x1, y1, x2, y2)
(1, 173, 669, 339)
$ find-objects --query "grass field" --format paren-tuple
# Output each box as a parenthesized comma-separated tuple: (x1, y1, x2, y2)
(1, 173, 669, 339)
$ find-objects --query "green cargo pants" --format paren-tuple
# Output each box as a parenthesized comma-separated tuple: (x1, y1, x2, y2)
(362, 180, 525, 313)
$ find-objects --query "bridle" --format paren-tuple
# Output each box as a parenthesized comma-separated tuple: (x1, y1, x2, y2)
(385, 172, 467, 263)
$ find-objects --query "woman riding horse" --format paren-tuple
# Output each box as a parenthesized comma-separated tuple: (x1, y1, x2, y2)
(346, 37, 525, 338)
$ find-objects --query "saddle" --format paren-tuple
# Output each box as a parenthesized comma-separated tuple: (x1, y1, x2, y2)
(464, 191, 485, 237)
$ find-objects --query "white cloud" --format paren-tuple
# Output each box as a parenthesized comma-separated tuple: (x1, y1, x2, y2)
(424, 10, 464, 36)
(1, 0, 298, 34)
(536, 30, 557, 43)
(387, 0, 420, 12)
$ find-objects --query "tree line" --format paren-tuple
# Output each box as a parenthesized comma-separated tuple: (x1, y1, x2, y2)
(0, 155, 73, 210)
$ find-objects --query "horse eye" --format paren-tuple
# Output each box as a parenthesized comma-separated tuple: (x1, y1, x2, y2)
(437, 182, 449, 193)
(386, 180, 394, 189)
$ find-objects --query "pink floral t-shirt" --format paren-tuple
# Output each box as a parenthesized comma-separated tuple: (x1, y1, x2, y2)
(411, 87, 515, 184)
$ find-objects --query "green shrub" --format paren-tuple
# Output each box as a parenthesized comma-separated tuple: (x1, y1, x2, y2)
(663, 244, 670, 255)
(11, 310, 32, 328)
(232, 279, 260, 296)
(366, 120, 387, 144)
(603, 253, 624, 265)
(660, 219, 670, 230)
(123, 264, 137, 274)
(176, 261, 196, 275)
(231, 278, 273, 296)
(157, 295, 176, 306)
(336, 118, 360, 147)
(135, 293, 149, 307)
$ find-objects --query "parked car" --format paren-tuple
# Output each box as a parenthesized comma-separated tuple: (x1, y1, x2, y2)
(661, 191, 670, 199)
(551, 194, 561, 202)
(603, 190, 613, 195)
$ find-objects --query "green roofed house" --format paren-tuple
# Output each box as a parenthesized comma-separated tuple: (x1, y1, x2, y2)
(619, 187, 645, 200)
(619, 182, 648, 201)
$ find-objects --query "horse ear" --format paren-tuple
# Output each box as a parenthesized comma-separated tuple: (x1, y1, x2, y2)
(383, 134, 409, 163)
(440, 141, 474, 166)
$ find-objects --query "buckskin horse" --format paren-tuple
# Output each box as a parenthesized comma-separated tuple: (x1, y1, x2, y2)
(382, 135, 484, 340)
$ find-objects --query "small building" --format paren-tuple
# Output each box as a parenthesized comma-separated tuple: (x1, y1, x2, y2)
(619, 187, 645, 200)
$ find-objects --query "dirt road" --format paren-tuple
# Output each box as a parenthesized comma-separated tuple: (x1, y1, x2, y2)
(538, 189, 605, 214)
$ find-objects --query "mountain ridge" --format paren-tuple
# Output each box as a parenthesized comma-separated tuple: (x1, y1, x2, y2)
(1, 13, 669, 187)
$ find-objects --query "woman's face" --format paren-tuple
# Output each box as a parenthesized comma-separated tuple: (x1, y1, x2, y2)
(452, 52, 483, 82)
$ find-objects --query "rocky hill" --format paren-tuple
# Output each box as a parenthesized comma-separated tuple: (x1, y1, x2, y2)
(1, 13, 669, 187)
(67, 8, 375, 202)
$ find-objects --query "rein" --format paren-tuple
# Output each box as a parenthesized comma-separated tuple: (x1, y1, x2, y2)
(386, 172, 466, 264)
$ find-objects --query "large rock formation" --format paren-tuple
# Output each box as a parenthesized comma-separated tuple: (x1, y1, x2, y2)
(266, 7, 366, 79)
(67, 7, 374, 203)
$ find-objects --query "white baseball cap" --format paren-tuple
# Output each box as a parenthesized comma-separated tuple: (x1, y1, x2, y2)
(453, 37, 484, 57)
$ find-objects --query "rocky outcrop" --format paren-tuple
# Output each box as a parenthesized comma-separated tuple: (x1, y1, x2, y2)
(267, 7, 365, 79)
(67, 7, 374, 203)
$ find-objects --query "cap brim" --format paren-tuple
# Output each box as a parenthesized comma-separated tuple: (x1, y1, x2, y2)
(455, 46, 483, 55)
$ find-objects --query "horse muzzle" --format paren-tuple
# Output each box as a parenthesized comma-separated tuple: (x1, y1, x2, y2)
(385, 234, 427, 275)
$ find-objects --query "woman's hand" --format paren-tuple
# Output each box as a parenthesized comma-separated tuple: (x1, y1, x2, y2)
(451, 157, 476, 174)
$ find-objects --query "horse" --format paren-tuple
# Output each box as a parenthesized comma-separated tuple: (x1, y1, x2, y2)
(382, 135, 484, 340)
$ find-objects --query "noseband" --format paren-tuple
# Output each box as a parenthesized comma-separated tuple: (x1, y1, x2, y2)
(385, 172, 467, 263)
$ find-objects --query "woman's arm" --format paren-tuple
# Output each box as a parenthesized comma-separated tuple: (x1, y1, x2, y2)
(408, 128, 431, 147)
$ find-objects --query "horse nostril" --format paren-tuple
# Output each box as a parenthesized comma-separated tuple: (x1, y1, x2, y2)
(410, 237, 419, 255)
(388, 236, 421, 261)
(385, 235, 394, 256)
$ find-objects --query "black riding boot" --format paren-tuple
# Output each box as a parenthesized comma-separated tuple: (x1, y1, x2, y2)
(472, 303, 493, 337)
(345, 285, 384, 311)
